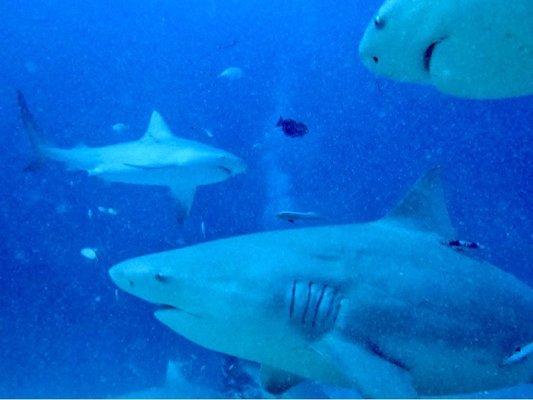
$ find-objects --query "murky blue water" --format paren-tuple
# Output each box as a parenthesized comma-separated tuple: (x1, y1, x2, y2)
(0, 0, 531, 397)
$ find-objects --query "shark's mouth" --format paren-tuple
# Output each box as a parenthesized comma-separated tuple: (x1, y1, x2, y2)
(156, 304, 201, 318)
(158, 304, 179, 311)
(423, 37, 447, 73)
(218, 166, 233, 175)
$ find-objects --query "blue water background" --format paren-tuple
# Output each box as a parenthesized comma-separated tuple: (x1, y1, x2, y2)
(0, 0, 531, 397)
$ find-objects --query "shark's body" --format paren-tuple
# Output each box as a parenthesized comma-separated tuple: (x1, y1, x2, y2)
(358, 0, 533, 99)
(18, 92, 246, 220)
(110, 170, 532, 397)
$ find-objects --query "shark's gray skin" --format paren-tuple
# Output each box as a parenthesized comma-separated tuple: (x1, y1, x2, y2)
(358, 0, 533, 99)
(17, 92, 246, 220)
(109, 169, 532, 397)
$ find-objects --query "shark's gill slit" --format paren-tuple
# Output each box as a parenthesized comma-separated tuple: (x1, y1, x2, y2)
(331, 300, 342, 325)
(324, 288, 338, 321)
(423, 37, 447, 72)
(311, 285, 327, 327)
(289, 280, 296, 319)
(301, 281, 313, 324)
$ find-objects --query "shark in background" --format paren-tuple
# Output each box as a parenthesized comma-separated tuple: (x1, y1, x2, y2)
(358, 0, 533, 99)
(17, 91, 246, 221)
(109, 168, 532, 398)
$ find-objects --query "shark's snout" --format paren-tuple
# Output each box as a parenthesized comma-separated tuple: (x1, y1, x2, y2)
(109, 259, 176, 304)
(109, 261, 145, 292)
(219, 154, 247, 176)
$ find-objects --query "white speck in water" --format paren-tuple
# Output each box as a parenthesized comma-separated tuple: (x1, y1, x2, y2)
(24, 61, 37, 74)
(218, 67, 243, 80)
(97, 206, 118, 216)
(201, 220, 206, 239)
(112, 123, 129, 133)
(55, 203, 69, 214)
(80, 247, 98, 260)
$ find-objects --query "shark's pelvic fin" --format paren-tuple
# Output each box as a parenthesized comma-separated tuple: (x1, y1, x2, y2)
(170, 184, 197, 223)
(386, 167, 455, 238)
(260, 365, 303, 395)
(144, 111, 174, 142)
(17, 90, 47, 170)
(314, 335, 417, 398)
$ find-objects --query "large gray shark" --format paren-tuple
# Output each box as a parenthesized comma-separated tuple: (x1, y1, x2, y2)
(109, 169, 532, 397)
(17, 92, 246, 220)
(358, 0, 533, 99)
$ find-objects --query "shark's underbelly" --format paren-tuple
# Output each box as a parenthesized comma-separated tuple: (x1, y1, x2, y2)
(95, 165, 193, 187)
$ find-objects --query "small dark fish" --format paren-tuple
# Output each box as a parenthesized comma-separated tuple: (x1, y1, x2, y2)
(276, 117, 308, 138)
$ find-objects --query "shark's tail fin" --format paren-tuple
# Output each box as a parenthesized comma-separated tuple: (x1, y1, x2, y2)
(17, 90, 46, 171)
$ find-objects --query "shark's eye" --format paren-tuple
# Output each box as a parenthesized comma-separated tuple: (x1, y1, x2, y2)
(374, 16, 386, 30)
(154, 273, 170, 283)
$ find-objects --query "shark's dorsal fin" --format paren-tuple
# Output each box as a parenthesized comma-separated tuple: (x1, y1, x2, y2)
(386, 167, 455, 238)
(144, 111, 173, 142)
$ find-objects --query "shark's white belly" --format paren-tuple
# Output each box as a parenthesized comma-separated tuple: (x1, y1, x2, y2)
(96, 165, 187, 187)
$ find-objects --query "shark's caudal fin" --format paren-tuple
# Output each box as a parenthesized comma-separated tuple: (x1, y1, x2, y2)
(17, 91, 47, 171)
(143, 111, 174, 142)
(385, 167, 455, 238)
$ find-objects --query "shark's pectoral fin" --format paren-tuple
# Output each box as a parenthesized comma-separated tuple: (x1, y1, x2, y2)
(170, 184, 197, 223)
(260, 365, 303, 395)
(313, 335, 417, 398)
(87, 165, 106, 176)
(87, 163, 123, 176)
(386, 167, 455, 238)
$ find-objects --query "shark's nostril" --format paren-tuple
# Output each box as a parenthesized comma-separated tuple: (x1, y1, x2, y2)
(128, 280, 135, 287)
(372, 56, 379, 63)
